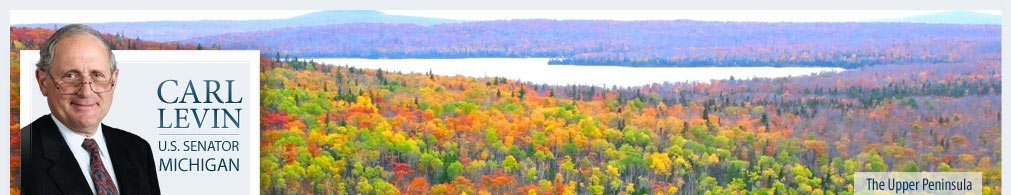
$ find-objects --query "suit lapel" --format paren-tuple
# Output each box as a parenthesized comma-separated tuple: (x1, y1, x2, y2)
(36, 115, 94, 194)
(104, 126, 138, 194)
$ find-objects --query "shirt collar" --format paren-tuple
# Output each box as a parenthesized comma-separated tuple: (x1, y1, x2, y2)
(51, 115, 106, 152)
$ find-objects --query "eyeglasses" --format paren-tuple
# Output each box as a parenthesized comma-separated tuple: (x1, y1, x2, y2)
(46, 71, 116, 95)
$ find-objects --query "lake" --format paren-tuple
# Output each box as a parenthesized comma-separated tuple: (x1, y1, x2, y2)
(311, 58, 844, 87)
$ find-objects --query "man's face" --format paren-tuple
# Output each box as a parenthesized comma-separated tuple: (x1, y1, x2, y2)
(35, 34, 118, 135)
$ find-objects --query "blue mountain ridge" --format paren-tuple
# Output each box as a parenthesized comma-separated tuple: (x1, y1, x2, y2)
(14, 10, 459, 42)
(868, 10, 1000, 25)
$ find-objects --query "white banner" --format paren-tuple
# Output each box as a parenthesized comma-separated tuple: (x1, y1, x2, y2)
(21, 50, 261, 195)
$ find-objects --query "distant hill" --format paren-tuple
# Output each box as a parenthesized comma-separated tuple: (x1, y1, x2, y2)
(14, 10, 458, 42)
(869, 10, 1000, 25)
(184, 20, 1000, 69)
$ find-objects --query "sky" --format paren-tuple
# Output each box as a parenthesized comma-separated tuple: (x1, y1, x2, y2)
(9, 10, 1002, 24)
(383, 10, 1002, 22)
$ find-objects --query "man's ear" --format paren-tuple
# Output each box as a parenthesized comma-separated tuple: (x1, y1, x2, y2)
(36, 69, 49, 97)
(111, 68, 119, 89)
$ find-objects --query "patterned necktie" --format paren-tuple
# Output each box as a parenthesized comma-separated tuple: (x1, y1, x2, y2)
(82, 138, 119, 195)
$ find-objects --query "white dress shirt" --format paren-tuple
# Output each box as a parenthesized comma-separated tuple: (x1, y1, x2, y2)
(52, 115, 120, 195)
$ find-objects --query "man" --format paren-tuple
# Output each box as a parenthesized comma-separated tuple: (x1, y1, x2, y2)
(22, 24, 161, 195)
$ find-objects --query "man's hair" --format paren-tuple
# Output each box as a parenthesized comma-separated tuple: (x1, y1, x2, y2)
(36, 24, 117, 73)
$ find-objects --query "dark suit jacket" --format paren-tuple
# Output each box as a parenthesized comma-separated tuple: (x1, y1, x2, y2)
(21, 115, 161, 195)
